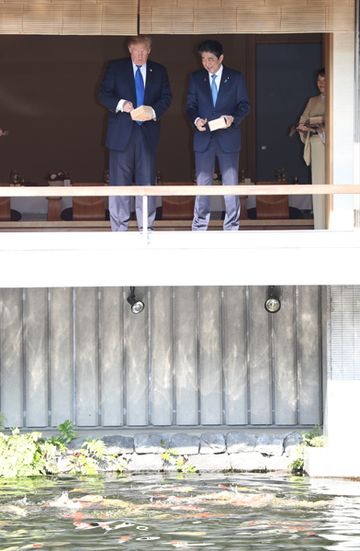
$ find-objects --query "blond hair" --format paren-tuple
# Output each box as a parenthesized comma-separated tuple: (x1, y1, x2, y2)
(127, 35, 152, 49)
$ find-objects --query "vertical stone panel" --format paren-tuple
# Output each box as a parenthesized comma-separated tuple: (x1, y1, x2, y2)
(150, 287, 173, 425)
(74, 287, 98, 426)
(49, 287, 73, 426)
(124, 286, 148, 425)
(174, 287, 198, 425)
(0, 289, 23, 427)
(99, 287, 124, 426)
(274, 286, 297, 424)
(198, 287, 222, 424)
(0, 284, 323, 429)
(299, 286, 322, 424)
(23, 288, 48, 427)
(223, 286, 248, 424)
(248, 286, 272, 424)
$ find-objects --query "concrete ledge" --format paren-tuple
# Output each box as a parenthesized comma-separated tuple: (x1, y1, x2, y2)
(190, 453, 232, 472)
(126, 453, 164, 472)
(305, 447, 360, 478)
(1, 230, 360, 287)
(44, 430, 303, 474)
(93, 430, 297, 473)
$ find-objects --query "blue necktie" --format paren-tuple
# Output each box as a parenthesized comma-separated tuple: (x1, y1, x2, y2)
(211, 74, 218, 106)
(135, 65, 144, 108)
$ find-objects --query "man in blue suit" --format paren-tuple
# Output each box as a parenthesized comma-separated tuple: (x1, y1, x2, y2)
(99, 35, 172, 231)
(187, 40, 250, 231)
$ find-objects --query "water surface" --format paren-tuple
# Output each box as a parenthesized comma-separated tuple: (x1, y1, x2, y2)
(1, 473, 360, 550)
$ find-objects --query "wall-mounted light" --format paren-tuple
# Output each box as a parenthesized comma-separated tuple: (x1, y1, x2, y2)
(127, 286, 145, 314)
(264, 286, 281, 314)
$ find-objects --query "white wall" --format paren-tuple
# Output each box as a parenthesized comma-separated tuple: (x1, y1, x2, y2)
(330, 32, 356, 229)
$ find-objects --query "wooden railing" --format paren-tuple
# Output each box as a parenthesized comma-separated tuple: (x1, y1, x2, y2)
(1, 183, 359, 198)
(1, 183, 359, 235)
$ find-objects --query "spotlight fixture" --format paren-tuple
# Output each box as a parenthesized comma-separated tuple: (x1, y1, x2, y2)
(264, 286, 281, 314)
(127, 286, 145, 314)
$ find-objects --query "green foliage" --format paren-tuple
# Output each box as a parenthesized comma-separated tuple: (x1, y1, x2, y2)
(68, 438, 115, 476)
(113, 456, 129, 474)
(0, 424, 123, 478)
(161, 446, 198, 474)
(0, 428, 59, 477)
(161, 447, 178, 463)
(47, 436, 67, 453)
(175, 456, 198, 474)
(83, 438, 107, 459)
(0, 423, 201, 478)
(289, 427, 325, 476)
(68, 450, 99, 476)
(290, 456, 305, 475)
(302, 426, 325, 448)
(58, 419, 78, 444)
(48, 419, 78, 451)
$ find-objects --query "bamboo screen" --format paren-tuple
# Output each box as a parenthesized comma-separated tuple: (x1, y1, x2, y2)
(0, 0, 355, 35)
(140, 0, 355, 35)
(0, 0, 138, 35)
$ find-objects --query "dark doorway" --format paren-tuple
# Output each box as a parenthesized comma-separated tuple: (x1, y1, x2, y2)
(256, 42, 322, 183)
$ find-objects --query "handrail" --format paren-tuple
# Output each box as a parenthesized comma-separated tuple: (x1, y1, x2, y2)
(0, 184, 359, 197)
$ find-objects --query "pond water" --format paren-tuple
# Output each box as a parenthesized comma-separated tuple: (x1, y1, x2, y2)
(0, 473, 360, 550)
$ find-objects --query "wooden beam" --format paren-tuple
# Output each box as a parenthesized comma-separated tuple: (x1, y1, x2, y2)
(0, 218, 313, 232)
(0, 184, 359, 197)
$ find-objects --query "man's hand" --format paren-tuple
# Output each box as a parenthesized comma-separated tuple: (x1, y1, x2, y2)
(223, 115, 234, 127)
(123, 101, 134, 113)
(195, 118, 208, 132)
(140, 107, 156, 121)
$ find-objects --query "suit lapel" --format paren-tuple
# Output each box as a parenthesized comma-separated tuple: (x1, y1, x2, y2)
(144, 62, 153, 103)
(218, 67, 231, 97)
(201, 67, 230, 106)
(201, 70, 212, 104)
(126, 58, 136, 104)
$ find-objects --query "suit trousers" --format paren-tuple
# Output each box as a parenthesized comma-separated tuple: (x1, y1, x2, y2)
(192, 137, 240, 231)
(109, 124, 156, 231)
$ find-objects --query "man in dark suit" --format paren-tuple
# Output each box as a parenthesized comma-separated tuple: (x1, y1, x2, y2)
(187, 39, 250, 230)
(99, 35, 172, 231)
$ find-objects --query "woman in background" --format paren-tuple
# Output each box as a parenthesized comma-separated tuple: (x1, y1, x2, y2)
(297, 68, 326, 229)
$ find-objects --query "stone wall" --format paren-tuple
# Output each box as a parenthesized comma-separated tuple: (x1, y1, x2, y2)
(66, 430, 303, 473)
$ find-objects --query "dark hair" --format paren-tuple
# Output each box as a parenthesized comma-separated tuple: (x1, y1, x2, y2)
(198, 40, 223, 58)
(316, 67, 325, 78)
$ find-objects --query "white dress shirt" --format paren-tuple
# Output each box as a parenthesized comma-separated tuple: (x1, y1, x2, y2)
(116, 63, 147, 113)
(208, 65, 223, 92)
(194, 65, 223, 125)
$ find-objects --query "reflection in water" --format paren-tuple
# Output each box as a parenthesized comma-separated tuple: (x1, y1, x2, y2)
(0, 473, 360, 550)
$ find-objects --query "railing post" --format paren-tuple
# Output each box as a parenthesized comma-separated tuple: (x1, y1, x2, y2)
(354, 194, 360, 228)
(142, 194, 148, 240)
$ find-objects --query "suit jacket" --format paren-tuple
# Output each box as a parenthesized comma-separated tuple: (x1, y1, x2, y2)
(98, 58, 172, 153)
(186, 66, 250, 153)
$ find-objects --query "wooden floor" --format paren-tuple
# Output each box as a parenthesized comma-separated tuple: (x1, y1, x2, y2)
(0, 218, 314, 232)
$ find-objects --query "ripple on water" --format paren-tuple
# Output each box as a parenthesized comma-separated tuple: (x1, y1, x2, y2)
(0, 473, 360, 550)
